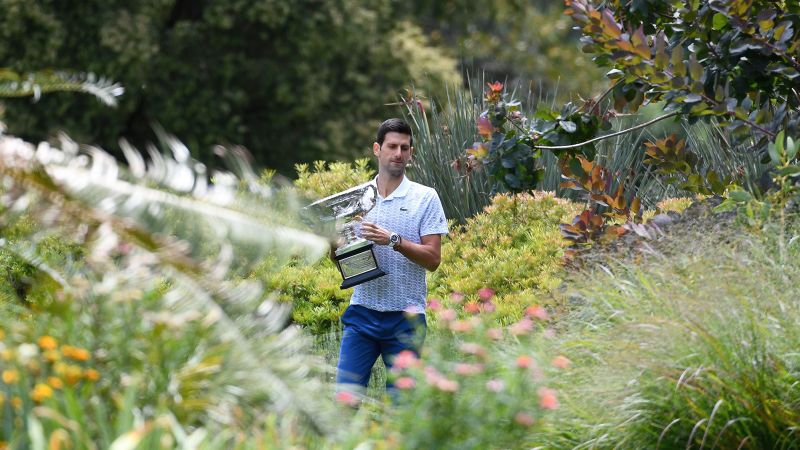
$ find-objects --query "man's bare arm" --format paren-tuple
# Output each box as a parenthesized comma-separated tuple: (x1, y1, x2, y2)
(359, 221, 442, 271)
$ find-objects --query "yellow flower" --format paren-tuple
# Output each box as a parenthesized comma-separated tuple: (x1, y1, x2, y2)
(53, 362, 68, 375)
(11, 396, 22, 409)
(2, 369, 19, 384)
(31, 383, 53, 402)
(64, 365, 83, 385)
(84, 368, 100, 382)
(47, 376, 63, 390)
(0, 349, 13, 361)
(44, 349, 60, 363)
(61, 345, 90, 362)
(37, 335, 58, 350)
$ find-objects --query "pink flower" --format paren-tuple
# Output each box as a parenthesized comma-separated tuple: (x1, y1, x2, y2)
(459, 342, 488, 359)
(335, 391, 359, 407)
(424, 366, 444, 385)
(477, 287, 495, 301)
(481, 301, 496, 313)
(463, 302, 481, 314)
(450, 292, 465, 303)
(391, 350, 419, 370)
(538, 387, 559, 410)
(436, 378, 459, 392)
(394, 376, 416, 390)
(486, 328, 503, 340)
(427, 298, 441, 312)
(509, 318, 533, 336)
(449, 320, 473, 333)
(551, 355, 571, 369)
(514, 412, 535, 427)
(438, 308, 457, 322)
(525, 305, 549, 321)
(486, 379, 505, 392)
(454, 363, 484, 376)
(516, 355, 534, 369)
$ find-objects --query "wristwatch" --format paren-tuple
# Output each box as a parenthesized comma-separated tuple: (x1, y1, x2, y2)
(388, 232, 402, 250)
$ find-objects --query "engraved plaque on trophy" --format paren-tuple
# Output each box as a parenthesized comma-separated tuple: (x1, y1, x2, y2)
(305, 184, 386, 289)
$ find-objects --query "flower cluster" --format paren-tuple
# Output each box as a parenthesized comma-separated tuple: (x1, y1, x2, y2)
(383, 289, 573, 447)
(0, 330, 100, 413)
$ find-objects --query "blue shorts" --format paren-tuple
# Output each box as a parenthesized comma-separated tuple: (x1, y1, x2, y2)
(335, 304, 427, 388)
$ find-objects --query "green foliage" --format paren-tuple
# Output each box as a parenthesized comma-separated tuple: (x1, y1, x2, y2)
(0, 131, 335, 446)
(535, 222, 800, 449)
(401, 0, 605, 100)
(429, 192, 582, 323)
(256, 257, 351, 335)
(363, 319, 565, 450)
(402, 82, 493, 224)
(0, 0, 462, 176)
(293, 158, 375, 200)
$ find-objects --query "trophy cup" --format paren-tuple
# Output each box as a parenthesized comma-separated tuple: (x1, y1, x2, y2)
(305, 184, 386, 289)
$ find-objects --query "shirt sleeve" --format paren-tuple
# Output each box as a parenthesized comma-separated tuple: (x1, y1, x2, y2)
(419, 190, 449, 236)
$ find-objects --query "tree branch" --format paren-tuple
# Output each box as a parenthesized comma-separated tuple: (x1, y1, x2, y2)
(532, 111, 680, 150)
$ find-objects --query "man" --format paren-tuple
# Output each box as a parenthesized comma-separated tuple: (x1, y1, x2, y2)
(335, 118, 448, 399)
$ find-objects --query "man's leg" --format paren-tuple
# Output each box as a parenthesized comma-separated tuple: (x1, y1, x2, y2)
(381, 312, 427, 391)
(335, 306, 381, 399)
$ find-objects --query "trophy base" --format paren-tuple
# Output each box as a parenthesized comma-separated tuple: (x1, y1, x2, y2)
(334, 240, 386, 289)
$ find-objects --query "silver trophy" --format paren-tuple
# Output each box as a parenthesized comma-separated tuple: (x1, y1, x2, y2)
(305, 183, 386, 289)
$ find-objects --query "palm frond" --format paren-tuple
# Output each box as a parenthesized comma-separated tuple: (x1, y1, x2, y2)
(0, 69, 124, 106)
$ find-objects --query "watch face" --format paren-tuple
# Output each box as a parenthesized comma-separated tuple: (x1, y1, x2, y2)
(390, 234, 399, 245)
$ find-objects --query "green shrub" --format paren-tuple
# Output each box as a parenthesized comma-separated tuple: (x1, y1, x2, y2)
(293, 158, 375, 200)
(256, 257, 351, 335)
(428, 191, 582, 324)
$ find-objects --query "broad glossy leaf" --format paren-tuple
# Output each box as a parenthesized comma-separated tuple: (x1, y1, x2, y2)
(560, 120, 577, 133)
(712, 13, 728, 30)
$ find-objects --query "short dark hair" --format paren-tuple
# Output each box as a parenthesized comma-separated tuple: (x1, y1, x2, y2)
(376, 118, 413, 147)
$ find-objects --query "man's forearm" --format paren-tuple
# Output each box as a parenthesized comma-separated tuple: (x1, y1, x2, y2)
(394, 238, 440, 271)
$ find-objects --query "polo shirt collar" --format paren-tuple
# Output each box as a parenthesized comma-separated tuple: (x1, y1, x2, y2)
(371, 175, 410, 201)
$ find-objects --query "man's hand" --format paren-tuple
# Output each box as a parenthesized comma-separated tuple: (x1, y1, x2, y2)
(360, 221, 391, 245)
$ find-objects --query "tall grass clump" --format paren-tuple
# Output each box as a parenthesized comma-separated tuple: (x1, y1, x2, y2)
(402, 82, 493, 224)
(535, 220, 800, 449)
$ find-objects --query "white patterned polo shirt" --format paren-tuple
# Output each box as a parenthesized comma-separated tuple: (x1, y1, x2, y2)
(349, 176, 449, 314)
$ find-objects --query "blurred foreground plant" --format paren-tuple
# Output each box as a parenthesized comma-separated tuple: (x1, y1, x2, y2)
(0, 129, 337, 447)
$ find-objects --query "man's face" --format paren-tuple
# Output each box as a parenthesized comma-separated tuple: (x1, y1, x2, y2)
(373, 131, 413, 177)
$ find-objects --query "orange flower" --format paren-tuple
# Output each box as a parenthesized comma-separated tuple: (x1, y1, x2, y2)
(37, 336, 58, 350)
(31, 383, 53, 403)
(487, 81, 504, 93)
(84, 369, 100, 382)
(2, 369, 19, 384)
(552, 355, 572, 369)
(516, 355, 534, 369)
(47, 376, 63, 389)
(476, 116, 493, 138)
(64, 365, 83, 385)
(538, 387, 559, 410)
(463, 302, 481, 315)
(525, 305, 549, 320)
(61, 345, 90, 362)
